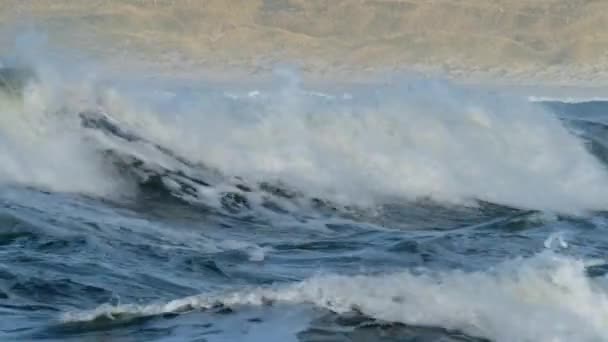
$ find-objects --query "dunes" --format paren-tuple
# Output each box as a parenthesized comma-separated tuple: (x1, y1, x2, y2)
(1, 0, 607, 84)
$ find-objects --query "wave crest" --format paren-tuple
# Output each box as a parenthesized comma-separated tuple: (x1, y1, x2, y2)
(1, 63, 608, 214)
(61, 253, 608, 342)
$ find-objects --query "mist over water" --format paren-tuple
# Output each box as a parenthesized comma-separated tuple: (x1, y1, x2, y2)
(2, 29, 608, 342)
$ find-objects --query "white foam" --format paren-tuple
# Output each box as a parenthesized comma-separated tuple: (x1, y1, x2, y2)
(3, 48, 608, 213)
(217, 239, 271, 262)
(528, 96, 608, 103)
(62, 252, 608, 342)
(98, 76, 608, 214)
(544, 232, 569, 250)
(0, 70, 129, 197)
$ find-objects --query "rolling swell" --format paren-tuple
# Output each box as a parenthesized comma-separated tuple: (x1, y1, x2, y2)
(59, 252, 608, 342)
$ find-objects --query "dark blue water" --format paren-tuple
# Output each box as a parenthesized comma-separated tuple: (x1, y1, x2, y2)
(2, 68, 608, 341)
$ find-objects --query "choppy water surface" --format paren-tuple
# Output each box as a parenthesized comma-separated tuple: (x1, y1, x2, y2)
(2, 63, 608, 342)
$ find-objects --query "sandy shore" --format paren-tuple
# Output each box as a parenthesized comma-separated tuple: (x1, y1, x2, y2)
(1, 0, 608, 87)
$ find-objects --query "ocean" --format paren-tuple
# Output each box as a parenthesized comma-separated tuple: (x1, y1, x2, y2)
(1, 61, 608, 342)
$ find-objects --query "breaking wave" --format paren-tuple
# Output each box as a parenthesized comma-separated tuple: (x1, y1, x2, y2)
(1, 59, 608, 214)
(61, 252, 608, 342)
